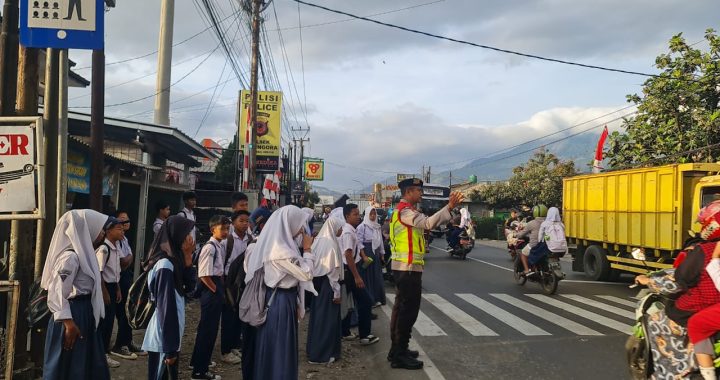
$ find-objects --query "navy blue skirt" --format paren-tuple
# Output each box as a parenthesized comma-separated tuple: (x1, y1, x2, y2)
(253, 286, 298, 380)
(306, 276, 341, 363)
(362, 242, 386, 305)
(43, 296, 110, 380)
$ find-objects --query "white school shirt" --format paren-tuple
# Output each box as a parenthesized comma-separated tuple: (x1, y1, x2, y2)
(47, 250, 95, 321)
(152, 218, 164, 240)
(118, 236, 133, 259)
(96, 239, 121, 283)
(264, 253, 316, 289)
(178, 208, 197, 241)
(198, 237, 225, 277)
(340, 223, 361, 265)
(225, 230, 253, 276)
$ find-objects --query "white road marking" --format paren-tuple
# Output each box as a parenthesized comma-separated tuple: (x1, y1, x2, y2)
(526, 294, 631, 335)
(386, 294, 447, 336)
(490, 293, 603, 336)
(422, 294, 498, 336)
(380, 304, 446, 380)
(456, 293, 551, 336)
(596, 295, 638, 308)
(560, 294, 635, 320)
(465, 256, 513, 272)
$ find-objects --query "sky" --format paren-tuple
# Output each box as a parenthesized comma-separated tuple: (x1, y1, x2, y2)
(16, 0, 718, 192)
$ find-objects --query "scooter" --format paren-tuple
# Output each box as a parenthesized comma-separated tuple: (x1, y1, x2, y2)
(447, 229, 474, 260)
(512, 247, 564, 295)
(625, 281, 720, 379)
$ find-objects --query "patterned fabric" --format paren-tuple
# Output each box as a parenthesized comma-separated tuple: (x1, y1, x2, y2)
(646, 306, 695, 380)
(698, 200, 720, 241)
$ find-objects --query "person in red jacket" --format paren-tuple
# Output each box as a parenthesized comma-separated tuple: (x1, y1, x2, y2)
(635, 200, 720, 379)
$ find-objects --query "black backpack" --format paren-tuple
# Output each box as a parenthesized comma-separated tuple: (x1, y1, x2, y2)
(126, 267, 155, 329)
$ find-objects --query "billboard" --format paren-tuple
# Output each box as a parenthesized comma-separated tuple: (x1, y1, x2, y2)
(0, 117, 45, 220)
(396, 173, 418, 183)
(304, 159, 324, 181)
(239, 90, 282, 172)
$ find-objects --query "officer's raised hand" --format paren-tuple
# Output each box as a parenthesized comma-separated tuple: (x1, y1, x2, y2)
(448, 191, 465, 210)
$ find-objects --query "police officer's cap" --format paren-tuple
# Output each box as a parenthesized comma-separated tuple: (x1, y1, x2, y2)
(399, 178, 424, 190)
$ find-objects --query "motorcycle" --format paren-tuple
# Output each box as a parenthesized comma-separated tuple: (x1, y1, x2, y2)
(512, 246, 564, 295)
(447, 228, 474, 260)
(626, 276, 720, 379)
(505, 219, 527, 260)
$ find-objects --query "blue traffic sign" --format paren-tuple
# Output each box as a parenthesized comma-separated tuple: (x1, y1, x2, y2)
(20, 0, 104, 50)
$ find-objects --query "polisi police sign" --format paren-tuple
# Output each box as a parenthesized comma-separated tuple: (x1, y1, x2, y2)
(20, 0, 105, 49)
(0, 117, 45, 219)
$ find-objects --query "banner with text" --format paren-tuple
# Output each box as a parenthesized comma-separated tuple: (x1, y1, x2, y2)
(304, 159, 324, 181)
(0, 125, 37, 213)
(239, 90, 282, 172)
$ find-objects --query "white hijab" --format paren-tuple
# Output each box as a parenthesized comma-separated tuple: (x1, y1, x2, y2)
(360, 206, 383, 251)
(460, 208, 471, 228)
(41, 209, 108, 327)
(540, 207, 563, 228)
(329, 207, 344, 223)
(301, 207, 315, 234)
(311, 217, 344, 278)
(245, 205, 312, 284)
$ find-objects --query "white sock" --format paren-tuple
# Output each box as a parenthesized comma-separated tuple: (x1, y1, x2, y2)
(699, 366, 716, 380)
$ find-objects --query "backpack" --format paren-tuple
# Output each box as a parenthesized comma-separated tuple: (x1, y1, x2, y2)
(544, 223, 568, 254)
(126, 268, 155, 329)
(238, 268, 277, 327)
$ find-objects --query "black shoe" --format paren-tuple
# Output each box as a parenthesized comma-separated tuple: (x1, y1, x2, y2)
(391, 353, 424, 370)
(387, 348, 419, 361)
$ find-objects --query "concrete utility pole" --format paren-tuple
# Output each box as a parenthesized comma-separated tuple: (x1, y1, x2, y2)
(154, 0, 175, 126)
(89, 50, 105, 212)
(0, 0, 19, 116)
(248, 0, 263, 190)
(10, 44, 40, 376)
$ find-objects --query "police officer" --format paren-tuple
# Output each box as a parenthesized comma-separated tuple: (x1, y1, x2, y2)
(388, 178, 464, 369)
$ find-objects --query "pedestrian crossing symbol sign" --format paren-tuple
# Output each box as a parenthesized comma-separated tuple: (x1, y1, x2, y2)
(20, 0, 104, 49)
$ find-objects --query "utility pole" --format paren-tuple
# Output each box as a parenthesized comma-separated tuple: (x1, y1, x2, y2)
(248, 0, 265, 191)
(9, 43, 39, 376)
(154, 0, 175, 126)
(0, 0, 19, 116)
(89, 50, 105, 212)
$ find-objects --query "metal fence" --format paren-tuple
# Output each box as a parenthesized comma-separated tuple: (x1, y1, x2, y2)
(0, 281, 20, 380)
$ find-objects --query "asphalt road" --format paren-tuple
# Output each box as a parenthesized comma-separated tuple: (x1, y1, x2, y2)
(387, 241, 638, 380)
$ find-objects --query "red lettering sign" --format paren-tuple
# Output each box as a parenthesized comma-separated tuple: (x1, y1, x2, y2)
(0, 134, 30, 156)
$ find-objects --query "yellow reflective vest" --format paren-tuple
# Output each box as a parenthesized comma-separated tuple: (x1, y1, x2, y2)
(390, 202, 426, 265)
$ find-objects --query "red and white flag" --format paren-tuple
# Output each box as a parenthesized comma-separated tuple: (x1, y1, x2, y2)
(593, 126, 609, 173)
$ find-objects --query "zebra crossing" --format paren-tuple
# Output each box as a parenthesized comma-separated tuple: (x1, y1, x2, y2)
(383, 292, 638, 338)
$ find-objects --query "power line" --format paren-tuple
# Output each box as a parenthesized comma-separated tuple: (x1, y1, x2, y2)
(291, 0, 681, 79)
(433, 104, 637, 168)
(74, 8, 244, 70)
(70, 43, 223, 109)
(459, 112, 637, 171)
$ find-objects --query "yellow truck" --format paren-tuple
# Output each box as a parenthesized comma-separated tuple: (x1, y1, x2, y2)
(563, 163, 720, 281)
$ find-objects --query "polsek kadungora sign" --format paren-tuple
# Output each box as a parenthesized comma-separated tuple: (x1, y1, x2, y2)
(0, 118, 45, 219)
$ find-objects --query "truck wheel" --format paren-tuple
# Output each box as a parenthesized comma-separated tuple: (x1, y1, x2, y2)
(584, 246, 610, 281)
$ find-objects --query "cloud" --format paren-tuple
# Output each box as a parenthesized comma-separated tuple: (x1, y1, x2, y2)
(311, 104, 631, 190)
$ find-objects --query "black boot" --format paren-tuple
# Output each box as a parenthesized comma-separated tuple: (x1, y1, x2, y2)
(391, 351, 424, 370)
(387, 348, 419, 361)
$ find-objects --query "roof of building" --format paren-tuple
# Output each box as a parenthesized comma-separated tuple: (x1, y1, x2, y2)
(67, 111, 214, 167)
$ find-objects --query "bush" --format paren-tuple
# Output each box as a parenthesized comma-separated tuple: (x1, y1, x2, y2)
(473, 217, 504, 240)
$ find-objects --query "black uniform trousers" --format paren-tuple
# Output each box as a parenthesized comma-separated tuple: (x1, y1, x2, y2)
(390, 270, 422, 351)
(190, 277, 224, 374)
(99, 282, 119, 353)
(114, 269, 133, 349)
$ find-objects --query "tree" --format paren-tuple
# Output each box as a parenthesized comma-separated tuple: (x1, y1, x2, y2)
(215, 135, 238, 183)
(475, 149, 577, 209)
(606, 29, 720, 168)
(304, 189, 320, 208)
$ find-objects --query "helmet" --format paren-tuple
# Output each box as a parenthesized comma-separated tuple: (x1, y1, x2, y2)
(532, 204, 548, 218)
(697, 200, 720, 241)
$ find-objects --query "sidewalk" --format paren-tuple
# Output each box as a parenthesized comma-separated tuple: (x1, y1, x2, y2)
(108, 293, 424, 380)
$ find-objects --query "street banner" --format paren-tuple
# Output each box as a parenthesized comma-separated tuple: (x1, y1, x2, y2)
(239, 90, 282, 172)
(304, 159, 324, 181)
(291, 181, 306, 196)
(0, 117, 45, 219)
(67, 147, 115, 196)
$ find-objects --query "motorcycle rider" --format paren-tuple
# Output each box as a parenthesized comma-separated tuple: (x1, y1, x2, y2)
(446, 217, 464, 251)
(634, 200, 720, 379)
(504, 209, 520, 230)
(516, 205, 547, 275)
